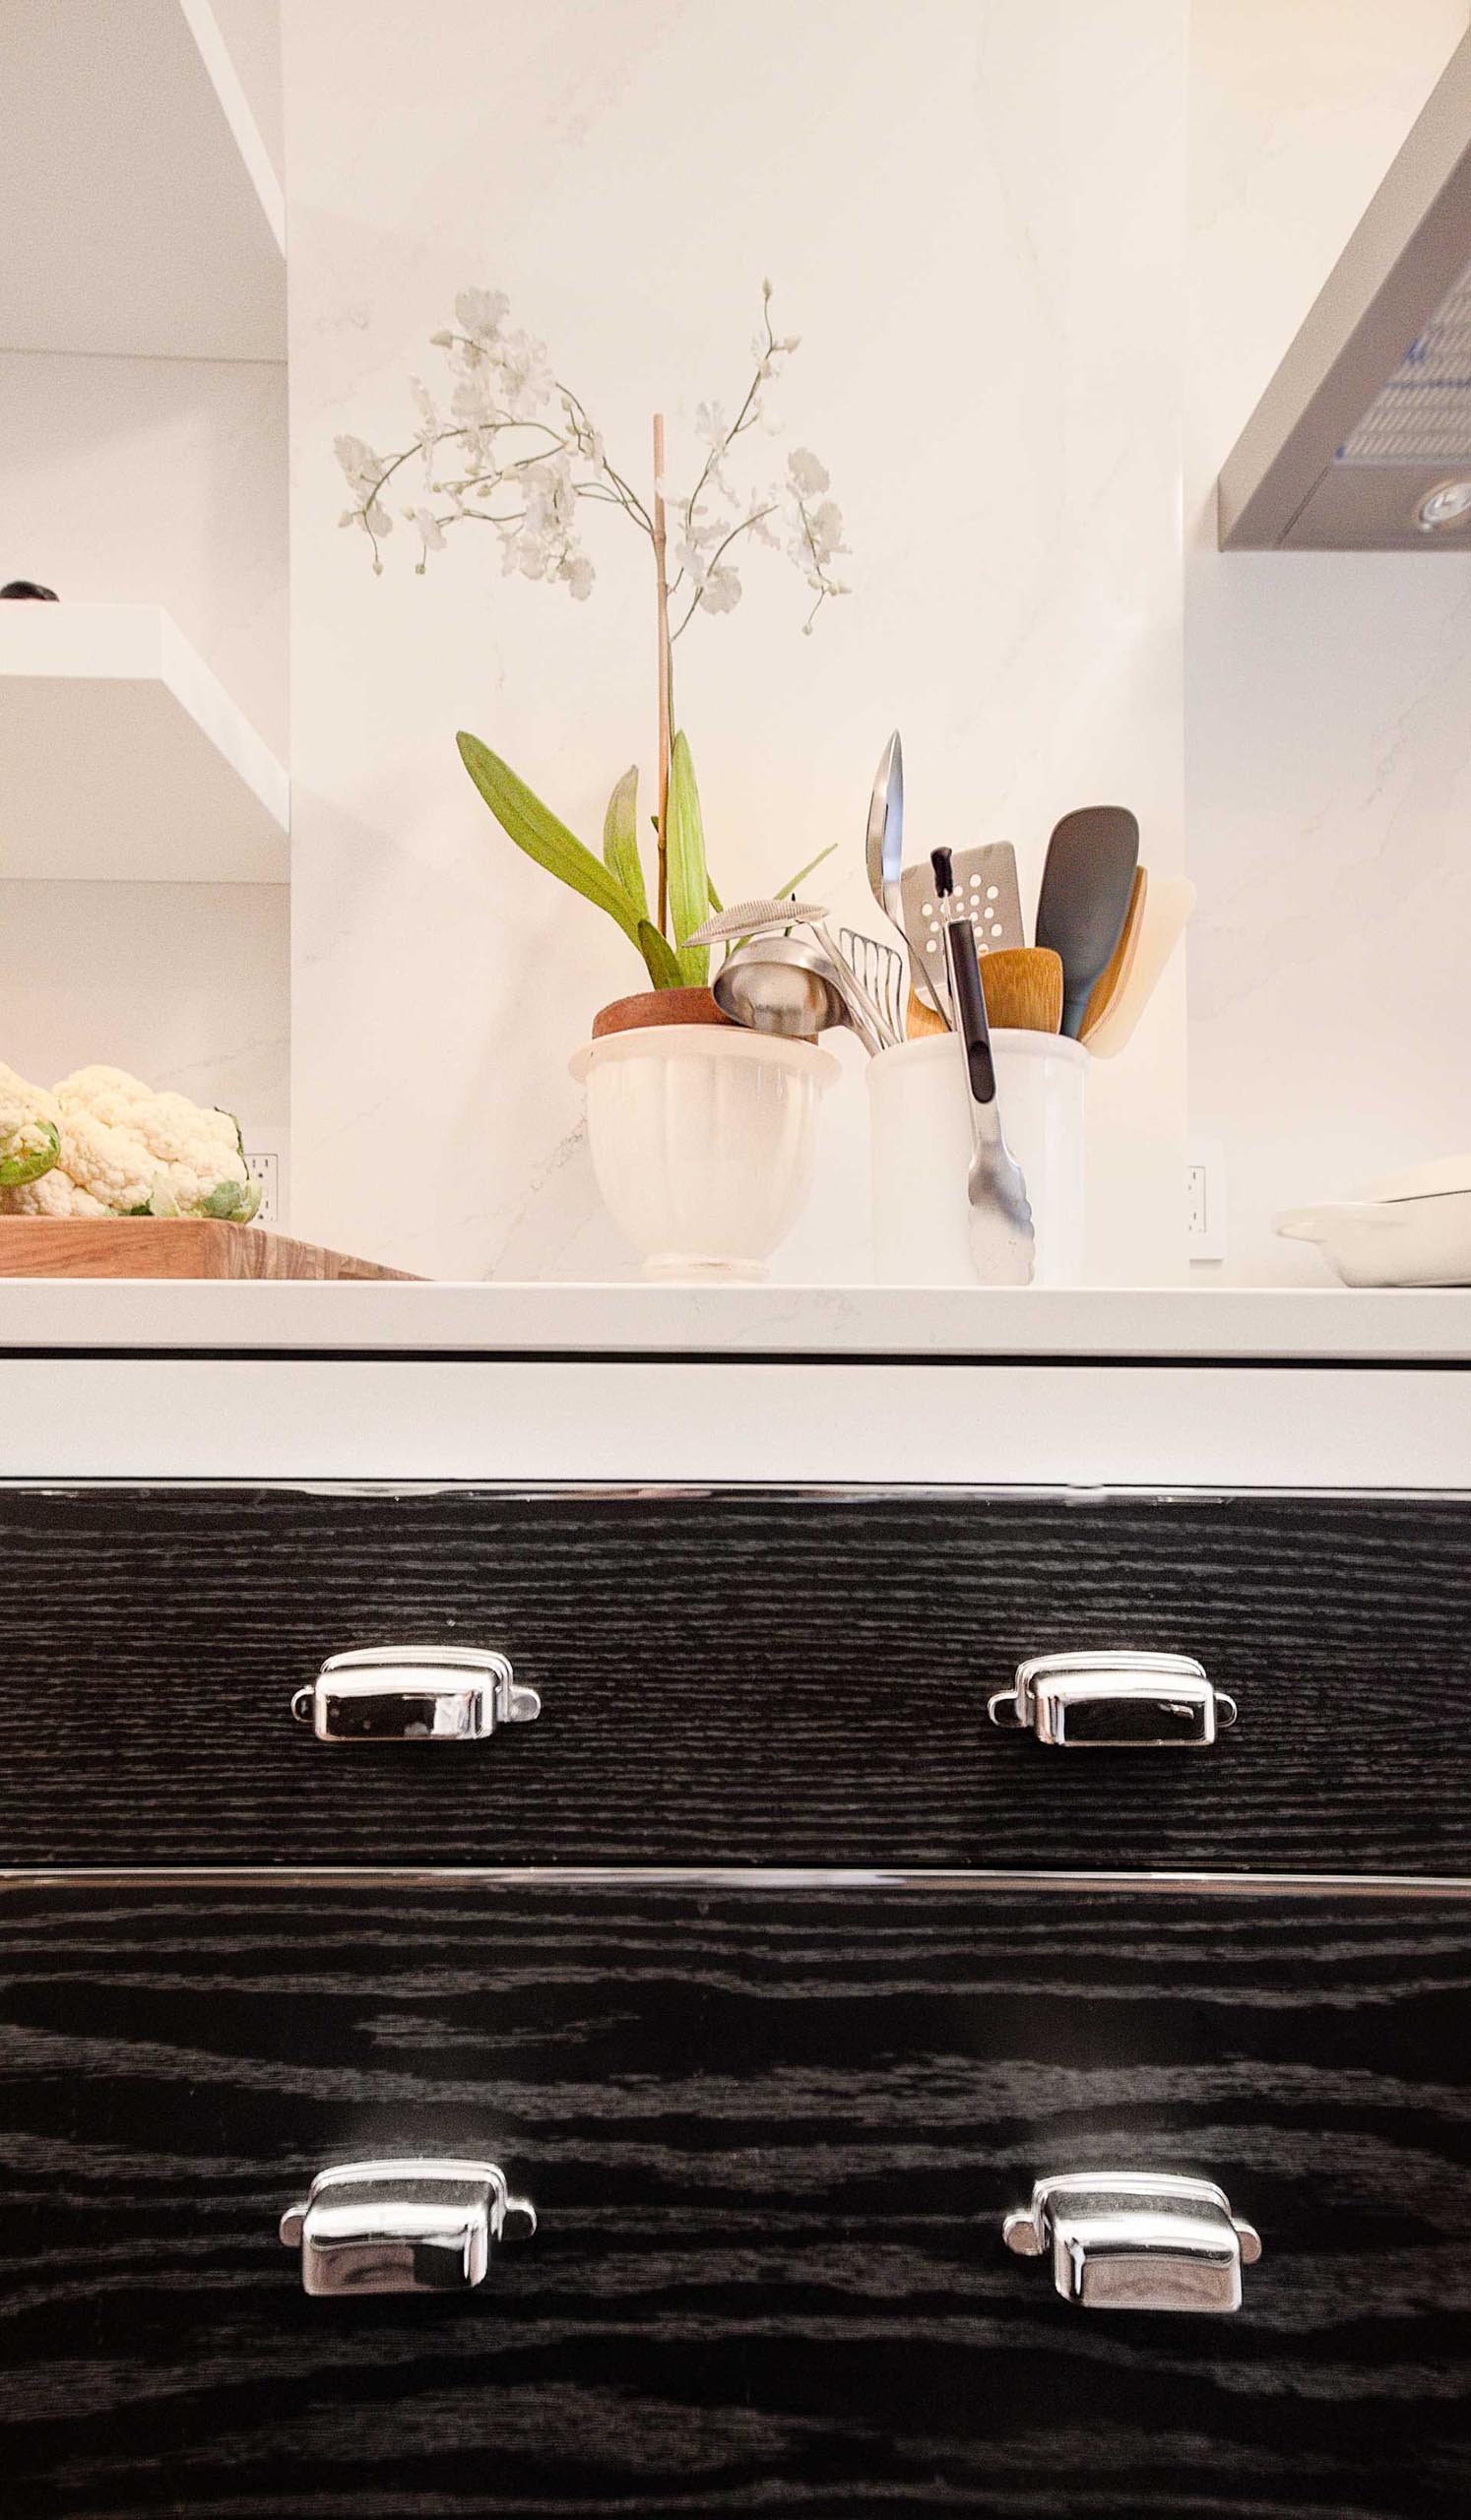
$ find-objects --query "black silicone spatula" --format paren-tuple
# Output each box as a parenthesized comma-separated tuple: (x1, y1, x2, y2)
(1035, 806, 1140, 1037)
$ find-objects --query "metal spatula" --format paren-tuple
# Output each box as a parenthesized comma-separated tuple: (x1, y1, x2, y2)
(1036, 806, 1140, 1038)
(899, 846, 1024, 1020)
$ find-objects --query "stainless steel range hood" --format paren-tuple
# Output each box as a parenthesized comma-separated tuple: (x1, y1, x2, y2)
(1218, 29, 1471, 551)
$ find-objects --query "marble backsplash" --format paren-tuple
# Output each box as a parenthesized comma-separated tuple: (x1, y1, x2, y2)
(1185, 0, 1471, 1284)
(284, 0, 1187, 1285)
(282, 0, 1470, 1288)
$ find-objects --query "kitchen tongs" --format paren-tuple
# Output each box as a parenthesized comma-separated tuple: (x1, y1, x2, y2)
(932, 848, 1035, 1285)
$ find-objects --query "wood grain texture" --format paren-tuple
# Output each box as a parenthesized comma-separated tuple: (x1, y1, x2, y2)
(1080, 865, 1147, 1042)
(905, 982, 949, 1039)
(0, 1484, 1467, 1871)
(981, 948, 1065, 1032)
(0, 1220, 416, 1280)
(0, 1878, 1468, 2517)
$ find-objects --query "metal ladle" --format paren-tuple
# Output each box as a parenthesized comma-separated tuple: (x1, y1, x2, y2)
(712, 933, 888, 1053)
(687, 902, 896, 1055)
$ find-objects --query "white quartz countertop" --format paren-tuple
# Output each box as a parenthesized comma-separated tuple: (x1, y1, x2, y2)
(1, 1278, 1469, 1358)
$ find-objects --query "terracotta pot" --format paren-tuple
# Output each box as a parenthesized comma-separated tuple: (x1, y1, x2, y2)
(592, 986, 732, 1040)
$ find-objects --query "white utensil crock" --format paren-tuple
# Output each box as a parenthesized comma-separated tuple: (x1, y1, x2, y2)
(866, 1028, 1088, 1286)
(570, 1025, 838, 1282)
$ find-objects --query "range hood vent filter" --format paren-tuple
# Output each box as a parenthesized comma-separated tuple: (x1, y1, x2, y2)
(1340, 260, 1471, 466)
(1219, 32, 1471, 550)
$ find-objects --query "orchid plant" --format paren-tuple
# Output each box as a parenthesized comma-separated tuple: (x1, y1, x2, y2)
(335, 283, 849, 990)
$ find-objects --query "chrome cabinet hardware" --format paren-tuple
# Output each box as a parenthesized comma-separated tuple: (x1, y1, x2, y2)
(290, 1646, 541, 1742)
(1003, 2173, 1261, 2313)
(988, 1651, 1237, 1748)
(280, 2159, 537, 2296)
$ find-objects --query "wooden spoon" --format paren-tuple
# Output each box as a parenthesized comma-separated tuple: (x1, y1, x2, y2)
(1079, 867, 1148, 1044)
(907, 947, 1062, 1039)
(906, 988, 948, 1039)
(1083, 874, 1195, 1058)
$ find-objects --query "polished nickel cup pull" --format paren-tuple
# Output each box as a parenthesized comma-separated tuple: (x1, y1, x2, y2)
(280, 2159, 538, 2296)
(988, 1651, 1236, 1748)
(1003, 2172, 1261, 2313)
(290, 1646, 541, 1742)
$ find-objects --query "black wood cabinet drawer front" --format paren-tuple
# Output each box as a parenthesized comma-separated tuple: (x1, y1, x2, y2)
(2, 1483, 1469, 1868)
(1, 1878, 1469, 2518)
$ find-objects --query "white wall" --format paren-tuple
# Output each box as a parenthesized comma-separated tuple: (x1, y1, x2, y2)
(0, 350, 288, 761)
(285, 0, 1189, 1283)
(201, 0, 285, 189)
(0, 0, 288, 1155)
(1185, 0, 1471, 1283)
(0, 348, 290, 1139)
(2, 881, 289, 1135)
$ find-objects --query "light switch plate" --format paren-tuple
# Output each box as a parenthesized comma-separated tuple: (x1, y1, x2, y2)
(1186, 1137, 1227, 1261)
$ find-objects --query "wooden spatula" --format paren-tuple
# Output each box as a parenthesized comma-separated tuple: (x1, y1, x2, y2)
(907, 947, 1062, 1038)
(1083, 875, 1195, 1058)
(1080, 867, 1147, 1043)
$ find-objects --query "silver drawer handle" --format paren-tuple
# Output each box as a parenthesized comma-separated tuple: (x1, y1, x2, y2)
(988, 1651, 1236, 1748)
(290, 1646, 541, 1742)
(281, 2158, 537, 2296)
(1003, 2172, 1261, 2313)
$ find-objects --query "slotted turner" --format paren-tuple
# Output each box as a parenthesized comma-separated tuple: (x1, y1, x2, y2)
(899, 846, 1024, 1018)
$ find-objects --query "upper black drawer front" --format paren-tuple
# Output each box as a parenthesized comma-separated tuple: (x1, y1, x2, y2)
(1, 1482, 1468, 1868)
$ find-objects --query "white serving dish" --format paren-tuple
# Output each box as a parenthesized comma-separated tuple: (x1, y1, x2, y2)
(1274, 1193, 1471, 1287)
(570, 1025, 837, 1282)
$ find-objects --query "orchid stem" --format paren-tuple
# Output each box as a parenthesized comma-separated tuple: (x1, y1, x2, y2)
(653, 412, 672, 938)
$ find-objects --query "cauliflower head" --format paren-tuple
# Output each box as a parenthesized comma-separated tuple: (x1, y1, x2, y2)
(0, 1063, 61, 1189)
(1, 1066, 261, 1222)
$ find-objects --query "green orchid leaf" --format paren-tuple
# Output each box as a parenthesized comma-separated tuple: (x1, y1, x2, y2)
(774, 840, 838, 899)
(457, 731, 643, 947)
(665, 730, 710, 984)
(637, 918, 686, 989)
(603, 766, 647, 919)
(705, 872, 724, 914)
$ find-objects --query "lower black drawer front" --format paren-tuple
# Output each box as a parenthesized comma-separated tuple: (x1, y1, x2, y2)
(1, 1876, 1468, 2518)
(2, 1483, 1470, 1870)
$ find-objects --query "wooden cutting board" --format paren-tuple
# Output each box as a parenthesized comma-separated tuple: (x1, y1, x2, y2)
(0, 1221, 418, 1281)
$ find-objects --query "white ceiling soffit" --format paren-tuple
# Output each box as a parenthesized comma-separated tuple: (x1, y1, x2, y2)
(0, 0, 285, 362)
(1218, 29, 1471, 552)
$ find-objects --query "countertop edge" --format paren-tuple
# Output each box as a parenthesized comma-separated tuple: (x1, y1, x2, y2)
(1, 1280, 1469, 1361)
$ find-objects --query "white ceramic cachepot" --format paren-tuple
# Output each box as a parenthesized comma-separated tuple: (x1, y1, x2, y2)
(569, 1025, 838, 1281)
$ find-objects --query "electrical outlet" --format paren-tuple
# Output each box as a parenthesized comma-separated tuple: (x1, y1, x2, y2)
(242, 1137, 288, 1230)
(1186, 1138, 1227, 1261)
